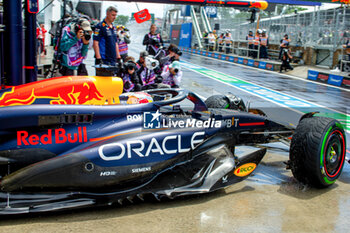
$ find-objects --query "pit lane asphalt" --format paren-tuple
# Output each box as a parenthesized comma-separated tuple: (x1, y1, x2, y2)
(1, 21, 350, 233)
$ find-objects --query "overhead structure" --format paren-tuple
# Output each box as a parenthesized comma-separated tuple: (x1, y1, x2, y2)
(100, 0, 269, 10)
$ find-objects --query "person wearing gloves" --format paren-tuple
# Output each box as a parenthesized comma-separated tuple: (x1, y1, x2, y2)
(143, 24, 164, 56)
(161, 61, 182, 88)
(120, 57, 142, 92)
(59, 19, 92, 76)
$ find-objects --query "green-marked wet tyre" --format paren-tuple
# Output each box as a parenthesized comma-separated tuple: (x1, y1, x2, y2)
(205, 94, 246, 111)
(290, 116, 346, 188)
(205, 95, 230, 109)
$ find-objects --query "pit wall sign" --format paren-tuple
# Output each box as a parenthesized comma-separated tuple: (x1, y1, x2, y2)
(308, 69, 349, 89)
(179, 47, 276, 71)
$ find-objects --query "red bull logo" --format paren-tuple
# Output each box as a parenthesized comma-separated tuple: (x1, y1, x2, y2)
(134, 9, 151, 24)
(249, 1, 268, 10)
(332, 0, 350, 5)
(17, 127, 88, 146)
(0, 76, 106, 107)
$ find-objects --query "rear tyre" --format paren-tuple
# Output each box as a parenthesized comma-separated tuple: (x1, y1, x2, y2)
(289, 117, 346, 188)
(205, 95, 230, 109)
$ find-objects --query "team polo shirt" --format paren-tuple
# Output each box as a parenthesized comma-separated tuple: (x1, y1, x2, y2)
(93, 20, 118, 64)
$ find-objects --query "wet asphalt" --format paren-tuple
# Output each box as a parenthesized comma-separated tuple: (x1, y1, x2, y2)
(1, 21, 350, 233)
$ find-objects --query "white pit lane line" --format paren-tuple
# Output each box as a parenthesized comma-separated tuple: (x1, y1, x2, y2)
(184, 51, 350, 93)
(180, 59, 350, 134)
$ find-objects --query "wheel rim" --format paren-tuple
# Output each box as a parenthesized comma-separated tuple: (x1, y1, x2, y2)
(323, 130, 345, 178)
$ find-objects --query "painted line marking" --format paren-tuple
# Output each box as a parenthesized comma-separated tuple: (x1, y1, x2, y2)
(184, 51, 350, 93)
(180, 60, 350, 133)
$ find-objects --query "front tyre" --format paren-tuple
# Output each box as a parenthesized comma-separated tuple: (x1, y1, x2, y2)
(289, 117, 346, 188)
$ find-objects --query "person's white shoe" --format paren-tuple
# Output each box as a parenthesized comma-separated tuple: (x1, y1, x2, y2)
(330, 67, 340, 72)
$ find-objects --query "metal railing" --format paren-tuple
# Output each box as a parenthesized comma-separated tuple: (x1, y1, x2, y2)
(201, 38, 261, 59)
(190, 5, 203, 49)
(340, 46, 350, 72)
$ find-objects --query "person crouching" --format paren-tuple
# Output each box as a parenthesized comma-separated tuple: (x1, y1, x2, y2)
(121, 57, 142, 92)
(161, 61, 182, 88)
(280, 48, 294, 73)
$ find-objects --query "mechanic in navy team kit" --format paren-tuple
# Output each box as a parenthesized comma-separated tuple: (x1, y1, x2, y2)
(143, 24, 164, 56)
(93, 6, 121, 76)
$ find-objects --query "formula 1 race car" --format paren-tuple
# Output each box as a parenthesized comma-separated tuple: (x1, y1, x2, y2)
(0, 76, 346, 215)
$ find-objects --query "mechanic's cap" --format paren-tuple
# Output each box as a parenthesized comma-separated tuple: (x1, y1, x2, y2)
(140, 51, 149, 58)
(80, 19, 92, 32)
(170, 61, 181, 71)
(257, 29, 263, 34)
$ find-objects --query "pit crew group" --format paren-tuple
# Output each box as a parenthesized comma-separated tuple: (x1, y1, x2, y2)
(246, 29, 270, 59)
(203, 30, 233, 54)
(57, 6, 183, 93)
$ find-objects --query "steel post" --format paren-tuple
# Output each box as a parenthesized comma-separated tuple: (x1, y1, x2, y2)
(3, 0, 23, 85)
(24, 1, 38, 83)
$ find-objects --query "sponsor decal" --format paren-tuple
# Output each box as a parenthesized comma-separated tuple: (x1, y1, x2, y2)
(17, 127, 88, 146)
(208, 52, 212, 57)
(234, 57, 239, 63)
(234, 163, 257, 177)
(266, 64, 273, 70)
(181, 33, 190, 39)
(200, 51, 203, 54)
(327, 74, 343, 86)
(127, 114, 142, 122)
(259, 62, 266, 69)
(100, 171, 117, 176)
(144, 110, 162, 129)
(229, 56, 234, 62)
(317, 73, 329, 82)
(214, 53, 219, 58)
(221, 55, 226, 60)
(98, 132, 205, 161)
(132, 167, 151, 173)
(253, 61, 259, 67)
(342, 77, 350, 87)
(163, 118, 222, 128)
(247, 59, 254, 66)
(143, 111, 222, 129)
(243, 59, 248, 65)
(226, 56, 230, 61)
(238, 58, 244, 64)
(197, 50, 201, 54)
(224, 117, 239, 128)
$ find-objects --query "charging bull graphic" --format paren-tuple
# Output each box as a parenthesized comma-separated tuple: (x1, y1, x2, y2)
(0, 76, 123, 107)
(249, 1, 268, 10)
(332, 0, 350, 4)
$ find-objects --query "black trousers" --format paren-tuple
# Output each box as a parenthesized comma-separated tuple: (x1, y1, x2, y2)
(60, 63, 88, 76)
(280, 60, 293, 72)
(260, 46, 268, 59)
(248, 44, 254, 57)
